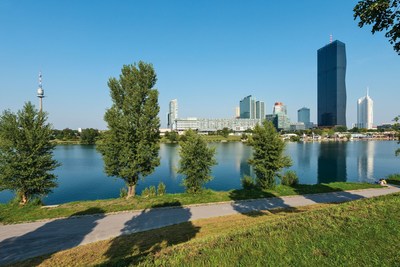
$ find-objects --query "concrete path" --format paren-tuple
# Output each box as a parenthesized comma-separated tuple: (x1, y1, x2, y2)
(0, 186, 399, 265)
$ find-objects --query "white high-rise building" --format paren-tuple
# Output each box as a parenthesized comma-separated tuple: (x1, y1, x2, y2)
(357, 89, 373, 129)
(167, 99, 178, 130)
(256, 101, 265, 121)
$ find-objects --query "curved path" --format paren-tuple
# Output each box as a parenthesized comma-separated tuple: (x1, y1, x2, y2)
(1, 186, 399, 265)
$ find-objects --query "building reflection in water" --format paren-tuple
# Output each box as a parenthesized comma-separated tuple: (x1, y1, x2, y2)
(357, 141, 375, 182)
(166, 144, 179, 179)
(317, 142, 347, 183)
(297, 142, 311, 169)
(240, 145, 254, 178)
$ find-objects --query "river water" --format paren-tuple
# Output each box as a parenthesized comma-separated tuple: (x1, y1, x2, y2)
(0, 141, 398, 205)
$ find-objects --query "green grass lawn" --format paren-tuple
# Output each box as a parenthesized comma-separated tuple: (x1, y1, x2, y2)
(15, 192, 400, 267)
(141, 192, 400, 267)
(0, 182, 381, 224)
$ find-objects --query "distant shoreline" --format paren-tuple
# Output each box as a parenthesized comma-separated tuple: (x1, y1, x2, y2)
(51, 138, 397, 145)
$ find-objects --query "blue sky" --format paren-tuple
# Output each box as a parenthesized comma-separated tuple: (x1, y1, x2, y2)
(0, 0, 399, 129)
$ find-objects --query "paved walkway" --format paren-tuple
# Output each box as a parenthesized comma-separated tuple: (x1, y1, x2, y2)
(1, 186, 399, 265)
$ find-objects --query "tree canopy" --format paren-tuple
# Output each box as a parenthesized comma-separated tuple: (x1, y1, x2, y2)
(354, 0, 400, 54)
(80, 128, 100, 145)
(97, 61, 160, 197)
(248, 121, 292, 189)
(178, 130, 217, 193)
(0, 102, 60, 204)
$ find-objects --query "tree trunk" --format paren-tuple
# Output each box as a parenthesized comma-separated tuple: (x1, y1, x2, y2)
(127, 184, 136, 198)
(20, 192, 28, 205)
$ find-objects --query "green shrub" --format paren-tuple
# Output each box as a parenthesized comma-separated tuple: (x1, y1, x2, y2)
(157, 182, 166, 196)
(141, 187, 150, 198)
(386, 173, 400, 180)
(241, 175, 256, 189)
(119, 188, 128, 198)
(281, 170, 299, 186)
(386, 173, 400, 185)
(149, 186, 156, 197)
(9, 193, 43, 206)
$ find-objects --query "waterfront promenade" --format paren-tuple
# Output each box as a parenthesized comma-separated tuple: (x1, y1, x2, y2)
(0, 185, 399, 265)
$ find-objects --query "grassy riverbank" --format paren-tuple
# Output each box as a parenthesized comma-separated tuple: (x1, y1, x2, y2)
(15, 192, 400, 266)
(387, 173, 400, 185)
(0, 182, 381, 224)
(50, 139, 81, 145)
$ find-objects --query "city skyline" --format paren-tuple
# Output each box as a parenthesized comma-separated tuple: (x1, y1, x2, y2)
(1, 1, 399, 129)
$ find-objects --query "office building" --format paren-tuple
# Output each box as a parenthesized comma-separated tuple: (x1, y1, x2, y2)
(317, 40, 347, 127)
(239, 95, 265, 120)
(256, 101, 265, 121)
(357, 89, 373, 129)
(266, 102, 290, 131)
(240, 95, 256, 119)
(175, 118, 260, 132)
(167, 99, 178, 130)
(290, 122, 306, 131)
(273, 102, 286, 115)
(235, 106, 240, 118)
(298, 107, 313, 129)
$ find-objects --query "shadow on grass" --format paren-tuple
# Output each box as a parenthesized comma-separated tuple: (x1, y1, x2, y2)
(0, 207, 106, 266)
(387, 180, 400, 186)
(228, 188, 277, 201)
(99, 201, 199, 266)
(228, 182, 370, 217)
(229, 188, 293, 217)
(151, 201, 183, 208)
(291, 183, 365, 204)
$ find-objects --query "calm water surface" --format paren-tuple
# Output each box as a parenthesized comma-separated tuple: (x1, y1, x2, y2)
(0, 141, 398, 205)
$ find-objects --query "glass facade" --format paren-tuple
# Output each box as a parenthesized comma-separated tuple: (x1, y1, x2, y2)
(298, 107, 312, 129)
(317, 40, 347, 127)
(255, 101, 265, 121)
(167, 99, 178, 130)
(298, 107, 310, 124)
(266, 102, 291, 131)
(240, 95, 256, 119)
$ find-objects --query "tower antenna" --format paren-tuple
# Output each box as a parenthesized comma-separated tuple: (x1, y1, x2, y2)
(329, 34, 333, 43)
(37, 72, 45, 112)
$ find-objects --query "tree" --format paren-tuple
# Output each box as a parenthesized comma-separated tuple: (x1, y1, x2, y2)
(178, 129, 217, 193)
(394, 116, 400, 156)
(349, 127, 360, 133)
(248, 121, 292, 189)
(0, 102, 60, 204)
(97, 61, 160, 198)
(354, 0, 400, 54)
(218, 127, 230, 138)
(80, 128, 100, 145)
(334, 125, 347, 133)
(61, 128, 78, 140)
(165, 131, 179, 142)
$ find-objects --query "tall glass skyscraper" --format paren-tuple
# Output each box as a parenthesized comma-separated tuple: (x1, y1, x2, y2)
(240, 95, 264, 120)
(317, 40, 347, 127)
(298, 107, 310, 125)
(240, 95, 256, 119)
(167, 99, 178, 130)
(255, 101, 265, 121)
